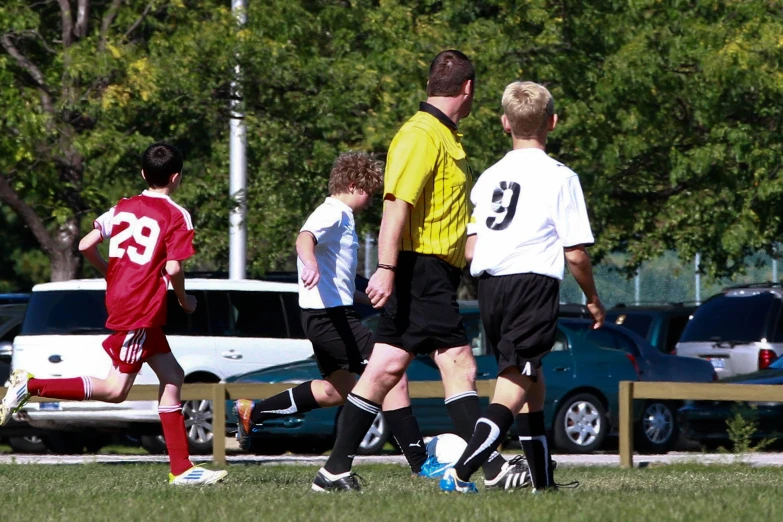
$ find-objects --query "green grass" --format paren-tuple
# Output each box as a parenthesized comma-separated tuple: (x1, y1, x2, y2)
(0, 463, 781, 521)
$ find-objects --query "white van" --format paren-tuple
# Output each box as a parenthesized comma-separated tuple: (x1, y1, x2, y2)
(12, 278, 313, 453)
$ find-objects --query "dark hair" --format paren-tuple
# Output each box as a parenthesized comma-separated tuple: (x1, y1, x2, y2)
(427, 50, 475, 97)
(142, 143, 183, 188)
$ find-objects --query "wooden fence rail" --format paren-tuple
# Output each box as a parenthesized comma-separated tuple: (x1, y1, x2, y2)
(618, 381, 783, 468)
(2, 380, 496, 466)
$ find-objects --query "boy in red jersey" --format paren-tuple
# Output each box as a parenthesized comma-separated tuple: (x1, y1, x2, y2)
(0, 143, 227, 485)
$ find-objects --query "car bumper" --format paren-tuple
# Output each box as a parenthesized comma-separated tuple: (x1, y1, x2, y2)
(17, 401, 160, 428)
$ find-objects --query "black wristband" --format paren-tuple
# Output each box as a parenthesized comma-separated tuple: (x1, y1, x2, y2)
(377, 263, 396, 272)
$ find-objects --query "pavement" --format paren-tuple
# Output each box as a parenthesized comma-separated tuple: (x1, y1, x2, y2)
(3, 451, 783, 467)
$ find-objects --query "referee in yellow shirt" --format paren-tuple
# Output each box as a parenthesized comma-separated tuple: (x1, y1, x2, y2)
(312, 50, 529, 492)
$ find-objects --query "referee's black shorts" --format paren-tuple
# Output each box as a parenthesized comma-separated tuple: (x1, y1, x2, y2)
(478, 272, 559, 379)
(301, 306, 373, 378)
(375, 251, 468, 355)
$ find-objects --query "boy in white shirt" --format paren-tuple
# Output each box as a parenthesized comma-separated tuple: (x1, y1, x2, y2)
(441, 81, 605, 493)
(234, 152, 429, 484)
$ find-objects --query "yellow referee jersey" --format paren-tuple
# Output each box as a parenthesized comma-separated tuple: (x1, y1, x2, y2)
(384, 103, 472, 268)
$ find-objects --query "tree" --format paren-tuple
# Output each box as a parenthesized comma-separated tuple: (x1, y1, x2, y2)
(0, 0, 236, 281)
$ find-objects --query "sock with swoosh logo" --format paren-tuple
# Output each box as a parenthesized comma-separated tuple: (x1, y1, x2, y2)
(452, 403, 514, 482)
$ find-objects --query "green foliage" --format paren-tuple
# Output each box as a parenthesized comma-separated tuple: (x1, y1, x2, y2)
(725, 404, 776, 454)
(3, 1, 783, 285)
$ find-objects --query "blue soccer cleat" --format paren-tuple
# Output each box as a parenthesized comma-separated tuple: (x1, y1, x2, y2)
(418, 454, 454, 479)
(440, 468, 478, 493)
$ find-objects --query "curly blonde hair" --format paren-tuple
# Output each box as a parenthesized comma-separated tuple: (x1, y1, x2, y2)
(328, 152, 384, 195)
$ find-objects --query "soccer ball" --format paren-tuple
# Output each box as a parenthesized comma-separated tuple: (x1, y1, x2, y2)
(425, 433, 467, 465)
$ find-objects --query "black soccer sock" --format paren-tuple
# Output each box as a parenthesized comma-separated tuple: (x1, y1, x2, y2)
(452, 403, 515, 482)
(445, 391, 506, 478)
(323, 393, 380, 475)
(384, 406, 427, 473)
(517, 410, 553, 489)
(250, 381, 319, 423)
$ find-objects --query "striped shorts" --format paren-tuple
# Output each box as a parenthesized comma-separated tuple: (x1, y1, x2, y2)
(102, 327, 171, 374)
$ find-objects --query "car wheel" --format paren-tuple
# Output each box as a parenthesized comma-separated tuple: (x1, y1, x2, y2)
(8, 435, 47, 454)
(140, 434, 168, 455)
(553, 393, 607, 453)
(182, 398, 214, 454)
(635, 400, 679, 454)
(356, 413, 390, 455)
(41, 432, 86, 454)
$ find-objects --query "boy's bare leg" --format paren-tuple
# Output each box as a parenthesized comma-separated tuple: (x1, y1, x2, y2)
(147, 352, 192, 476)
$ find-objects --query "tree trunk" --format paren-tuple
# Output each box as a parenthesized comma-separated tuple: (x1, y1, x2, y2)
(49, 218, 82, 282)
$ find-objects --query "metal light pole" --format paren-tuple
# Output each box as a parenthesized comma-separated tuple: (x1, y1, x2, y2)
(694, 253, 701, 304)
(229, 0, 247, 280)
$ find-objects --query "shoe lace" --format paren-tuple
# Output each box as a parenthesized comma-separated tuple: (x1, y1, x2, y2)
(347, 472, 366, 488)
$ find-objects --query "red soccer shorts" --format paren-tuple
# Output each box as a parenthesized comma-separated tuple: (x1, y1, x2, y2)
(102, 327, 171, 374)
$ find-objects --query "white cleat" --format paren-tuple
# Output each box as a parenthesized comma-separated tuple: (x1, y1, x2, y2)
(0, 370, 33, 426)
(169, 465, 228, 486)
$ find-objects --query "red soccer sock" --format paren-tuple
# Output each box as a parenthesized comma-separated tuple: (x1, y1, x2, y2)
(28, 377, 90, 400)
(159, 404, 193, 476)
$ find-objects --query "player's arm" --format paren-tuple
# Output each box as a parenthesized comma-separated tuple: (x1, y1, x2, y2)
(78, 229, 109, 278)
(367, 196, 410, 308)
(164, 210, 197, 314)
(296, 231, 320, 289)
(565, 245, 604, 329)
(165, 260, 196, 313)
(465, 234, 477, 263)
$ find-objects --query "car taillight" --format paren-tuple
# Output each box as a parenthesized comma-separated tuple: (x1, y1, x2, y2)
(758, 349, 778, 370)
(712, 371, 719, 381)
(671, 348, 677, 355)
(625, 353, 641, 377)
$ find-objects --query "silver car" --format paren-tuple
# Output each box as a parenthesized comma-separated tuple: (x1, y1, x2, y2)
(675, 285, 783, 379)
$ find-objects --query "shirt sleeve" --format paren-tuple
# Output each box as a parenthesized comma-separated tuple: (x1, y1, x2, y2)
(552, 175, 595, 247)
(93, 207, 116, 241)
(383, 129, 438, 205)
(165, 209, 196, 261)
(300, 206, 341, 244)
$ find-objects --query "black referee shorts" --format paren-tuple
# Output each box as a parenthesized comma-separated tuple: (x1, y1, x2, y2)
(375, 251, 468, 355)
(478, 272, 559, 379)
(300, 307, 373, 378)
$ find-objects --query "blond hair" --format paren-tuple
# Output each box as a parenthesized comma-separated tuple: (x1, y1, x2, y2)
(328, 151, 384, 195)
(501, 81, 555, 139)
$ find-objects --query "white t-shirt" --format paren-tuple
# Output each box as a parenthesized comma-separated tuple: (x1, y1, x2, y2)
(298, 197, 358, 309)
(468, 148, 594, 280)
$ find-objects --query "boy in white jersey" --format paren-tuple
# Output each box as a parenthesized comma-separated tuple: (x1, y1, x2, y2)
(441, 81, 606, 493)
(234, 152, 430, 485)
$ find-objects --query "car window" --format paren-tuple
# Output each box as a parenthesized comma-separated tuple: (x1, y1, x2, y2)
(1, 323, 21, 342)
(281, 293, 306, 339)
(664, 314, 691, 353)
(551, 329, 568, 352)
(163, 291, 210, 336)
(680, 293, 779, 343)
(463, 313, 483, 356)
(20, 290, 108, 335)
(565, 322, 640, 356)
(206, 291, 233, 336)
(227, 291, 289, 338)
(606, 312, 653, 339)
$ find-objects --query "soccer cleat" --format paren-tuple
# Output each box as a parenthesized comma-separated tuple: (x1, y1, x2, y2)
(418, 454, 454, 479)
(484, 455, 532, 490)
(233, 399, 255, 451)
(311, 468, 363, 492)
(439, 468, 478, 493)
(532, 480, 580, 494)
(169, 465, 228, 485)
(0, 370, 33, 426)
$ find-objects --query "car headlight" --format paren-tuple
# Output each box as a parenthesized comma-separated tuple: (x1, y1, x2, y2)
(748, 402, 779, 407)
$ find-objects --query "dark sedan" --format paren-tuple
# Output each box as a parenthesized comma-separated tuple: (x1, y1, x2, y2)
(678, 356, 783, 445)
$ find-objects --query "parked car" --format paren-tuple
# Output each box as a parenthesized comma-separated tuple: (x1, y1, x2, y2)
(678, 355, 783, 446)
(227, 302, 647, 455)
(606, 302, 696, 354)
(675, 284, 783, 379)
(561, 319, 716, 452)
(12, 278, 321, 454)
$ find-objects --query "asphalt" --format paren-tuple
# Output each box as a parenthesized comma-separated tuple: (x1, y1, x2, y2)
(2, 452, 783, 467)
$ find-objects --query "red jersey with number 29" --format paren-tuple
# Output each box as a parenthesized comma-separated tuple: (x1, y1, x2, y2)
(93, 190, 195, 331)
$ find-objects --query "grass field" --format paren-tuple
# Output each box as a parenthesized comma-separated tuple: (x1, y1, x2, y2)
(0, 463, 781, 521)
